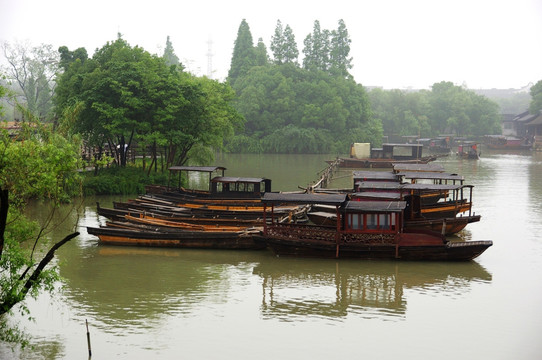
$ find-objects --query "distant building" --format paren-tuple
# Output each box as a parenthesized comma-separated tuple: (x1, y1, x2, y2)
(513, 110, 540, 137)
(501, 114, 517, 136)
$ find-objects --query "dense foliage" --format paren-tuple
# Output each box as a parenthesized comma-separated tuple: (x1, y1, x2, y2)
(369, 82, 502, 138)
(0, 94, 83, 345)
(55, 36, 243, 170)
(529, 80, 542, 114)
(82, 166, 168, 195)
(227, 63, 378, 153)
(227, 20, 378, 153)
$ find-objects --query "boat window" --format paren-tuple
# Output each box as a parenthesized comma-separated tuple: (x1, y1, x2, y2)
(367, 214, 377, 229)
(347, 213, 365, 230)
(379, 214, 389, 229)
(351, 214, 359, 229)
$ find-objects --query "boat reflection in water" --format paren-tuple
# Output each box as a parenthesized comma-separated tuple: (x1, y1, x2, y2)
(253, 258, 491, 321)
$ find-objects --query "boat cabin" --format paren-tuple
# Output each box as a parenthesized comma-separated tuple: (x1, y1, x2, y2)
(210, 176, 272, 198)
(261, 192, 405, 235)
(371, 143, 424, 160)
(166, 166, 271, 198)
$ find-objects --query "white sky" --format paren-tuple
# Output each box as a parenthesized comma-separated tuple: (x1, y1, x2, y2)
(1, 0, 541, 89)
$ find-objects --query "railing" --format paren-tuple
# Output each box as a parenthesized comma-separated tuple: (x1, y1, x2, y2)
(267, 223, 397, 245)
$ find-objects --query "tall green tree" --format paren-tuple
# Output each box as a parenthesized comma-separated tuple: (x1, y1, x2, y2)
(282, 24, 299, 65)
(529, 80, 542, 114)
(56, 38, 243, 169)
(302, 20, 330, 72)
(58, 46, 88, 71)
(255, 38, 270, 67)
(270, 20, 286, 65)
(329, 19, 353, 78)
(56, 37, 164, 167)
(1, 41, 60, 120)
(162, 35, 181, 68)
(270, 20, 299, 66)
(228, 19, 256, 87)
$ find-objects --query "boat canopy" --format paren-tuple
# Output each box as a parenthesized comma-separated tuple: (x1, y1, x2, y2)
(168, 166, 226, 173)
(344, 201, 406, 213)
(397, 172, 464, 182)
(167, 166, 227, 191)
(393, 163, 445, 173)
(351, 192, 402, 200)
(352, 171, 401, 181)
(355, 181, 466, 192)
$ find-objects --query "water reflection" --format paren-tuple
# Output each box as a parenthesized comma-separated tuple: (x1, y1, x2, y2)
(254, 258, 491, 322)
(59, 246, 264, 334)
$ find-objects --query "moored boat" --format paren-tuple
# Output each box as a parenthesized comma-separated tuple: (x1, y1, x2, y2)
(257, 193, 491, 261)
(333, 143, 438, 169)
(484, 135, 532, 150)
(86, 226, 265, 249)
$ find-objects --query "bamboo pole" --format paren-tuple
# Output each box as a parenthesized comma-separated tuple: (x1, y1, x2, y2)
(86, 319, 92, 358)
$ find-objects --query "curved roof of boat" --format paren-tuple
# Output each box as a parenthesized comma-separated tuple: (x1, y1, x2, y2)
(169, 166, 226, 172)
(352, 170, 400, 181)
(345, 200, 406, 212)
(351, 192, 402, 200)
(393, 163, 445, 172)
(397, 172, 464, 181)
(355, 181, 467, 191)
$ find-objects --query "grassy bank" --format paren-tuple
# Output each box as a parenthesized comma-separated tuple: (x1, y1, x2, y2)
(82, 166, 169, 195)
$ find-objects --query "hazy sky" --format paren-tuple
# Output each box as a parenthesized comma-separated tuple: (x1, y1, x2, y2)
(1, 0, 541, 89)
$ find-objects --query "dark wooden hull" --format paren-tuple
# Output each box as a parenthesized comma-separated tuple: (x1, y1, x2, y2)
(255, 235, 491, 261)
(87, 226, 265, 250)
(404, 215, 481, 235)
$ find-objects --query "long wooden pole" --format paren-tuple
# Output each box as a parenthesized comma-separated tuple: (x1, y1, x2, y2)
(86, 319, 92, 358)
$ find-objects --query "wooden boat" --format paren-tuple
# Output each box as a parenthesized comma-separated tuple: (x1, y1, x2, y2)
(121, 214, 256, 232)
(86, 226, 265, 249)
(425, 136, 452, 154)
(112, 195, 304, 221)
(484, 135, 532, 150)
(457, 142, 480, 159)
(257, 193, 492, 261)
(97, 203, 265, 226)
(147, 166, 272, 201)
(333, 143, 438, 169)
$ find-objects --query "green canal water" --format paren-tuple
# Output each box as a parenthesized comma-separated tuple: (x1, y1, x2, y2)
(1, 151, 542, 359)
